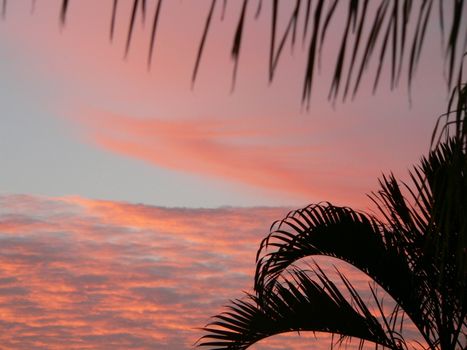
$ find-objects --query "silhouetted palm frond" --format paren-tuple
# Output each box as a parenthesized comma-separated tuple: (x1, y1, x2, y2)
(369, 131, 466, 349)
(253, 202, 435, 342)
(48, 0, 467, 104)
(199, 268, 402, 350)
(199, 100, 466, 349)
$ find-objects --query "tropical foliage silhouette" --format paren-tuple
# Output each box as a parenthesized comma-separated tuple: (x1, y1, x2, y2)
(7, 0, 466, 104)
(197, 86, 467, 349)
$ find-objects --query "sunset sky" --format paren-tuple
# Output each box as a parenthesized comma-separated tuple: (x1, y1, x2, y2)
(0, 1, 460, 349)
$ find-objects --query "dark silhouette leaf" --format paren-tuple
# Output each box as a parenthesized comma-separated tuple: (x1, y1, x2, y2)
(110, 0, 118, 41)
(192, 0, 216, 86)
(198, 269, 397, 349)
(230, 0, 248, 91)
(124, 0, 140, 58)
(60, 0, 69, 25)
(147, 0, 163, 69)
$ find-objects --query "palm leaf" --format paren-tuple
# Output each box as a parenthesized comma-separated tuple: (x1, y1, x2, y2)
(2, 0, 6, 19)
(110, 0, 118, 42)
(60, 0, 69, 25)
(198, 269, 398, 349)
(230, 0, 248, 91)
(254, 202, 435, 346)
(252, 111, 466, 348)
(124, 0, 140, 58)
(192, 0, 216, 86)
(199, 122, 466, 348)
(147, 0, 163, 68)
(28, 1, 467, 103)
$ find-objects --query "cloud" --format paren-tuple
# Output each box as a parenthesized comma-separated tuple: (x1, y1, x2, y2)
(0, 194, 421, 349)
(72, 110, 369, 206)
(0, 194, 287, 349)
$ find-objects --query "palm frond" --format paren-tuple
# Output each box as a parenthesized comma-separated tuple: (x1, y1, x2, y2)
(2, 0, 7, 19)
(200, 119, 466, 348)
(51, 1, 467, 104)
(254, 202, 438, 346)
(147, 0, 162, 69)
(60, 0, 69, 25)
(230, 0, 248, 91)
(192, 0, 216, 86)
(417, 137, 466, 349)
(124, 0, 140, 58)
(198, 268, 399, 349)
(370, 117, 466, 349)
(110, 0, 119, 42)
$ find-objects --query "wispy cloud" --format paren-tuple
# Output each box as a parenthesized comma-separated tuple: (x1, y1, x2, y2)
(72, 110, 368, 206)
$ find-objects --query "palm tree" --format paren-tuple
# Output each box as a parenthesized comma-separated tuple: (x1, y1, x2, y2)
(197, 86, 466, 349)
(10, 0, 466, 104)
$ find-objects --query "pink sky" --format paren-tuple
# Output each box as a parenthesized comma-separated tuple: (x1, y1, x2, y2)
(0, 1, 459, 349)
(0, 0, 448, 207)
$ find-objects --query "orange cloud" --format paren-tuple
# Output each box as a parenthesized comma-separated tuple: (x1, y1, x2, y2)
(0, 194, 286, 349)
(72, 110, 369, 206)
(0, 194, 422, 349)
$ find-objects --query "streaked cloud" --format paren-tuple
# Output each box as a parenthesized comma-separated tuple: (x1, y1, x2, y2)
(73, 110, 369, 206)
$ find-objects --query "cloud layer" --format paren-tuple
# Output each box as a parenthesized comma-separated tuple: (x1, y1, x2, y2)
(0, 194, 288, 349)
(0, 195, 422, 349)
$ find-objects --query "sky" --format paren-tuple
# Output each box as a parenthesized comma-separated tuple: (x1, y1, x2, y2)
(0, 0, 452, 208)
(0, 0, 463, 349)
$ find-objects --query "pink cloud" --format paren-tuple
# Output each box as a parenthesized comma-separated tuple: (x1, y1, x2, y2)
(72, 110, 370, 207)
(0, 194, 422, 349)
(0, 194, 286, 349)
